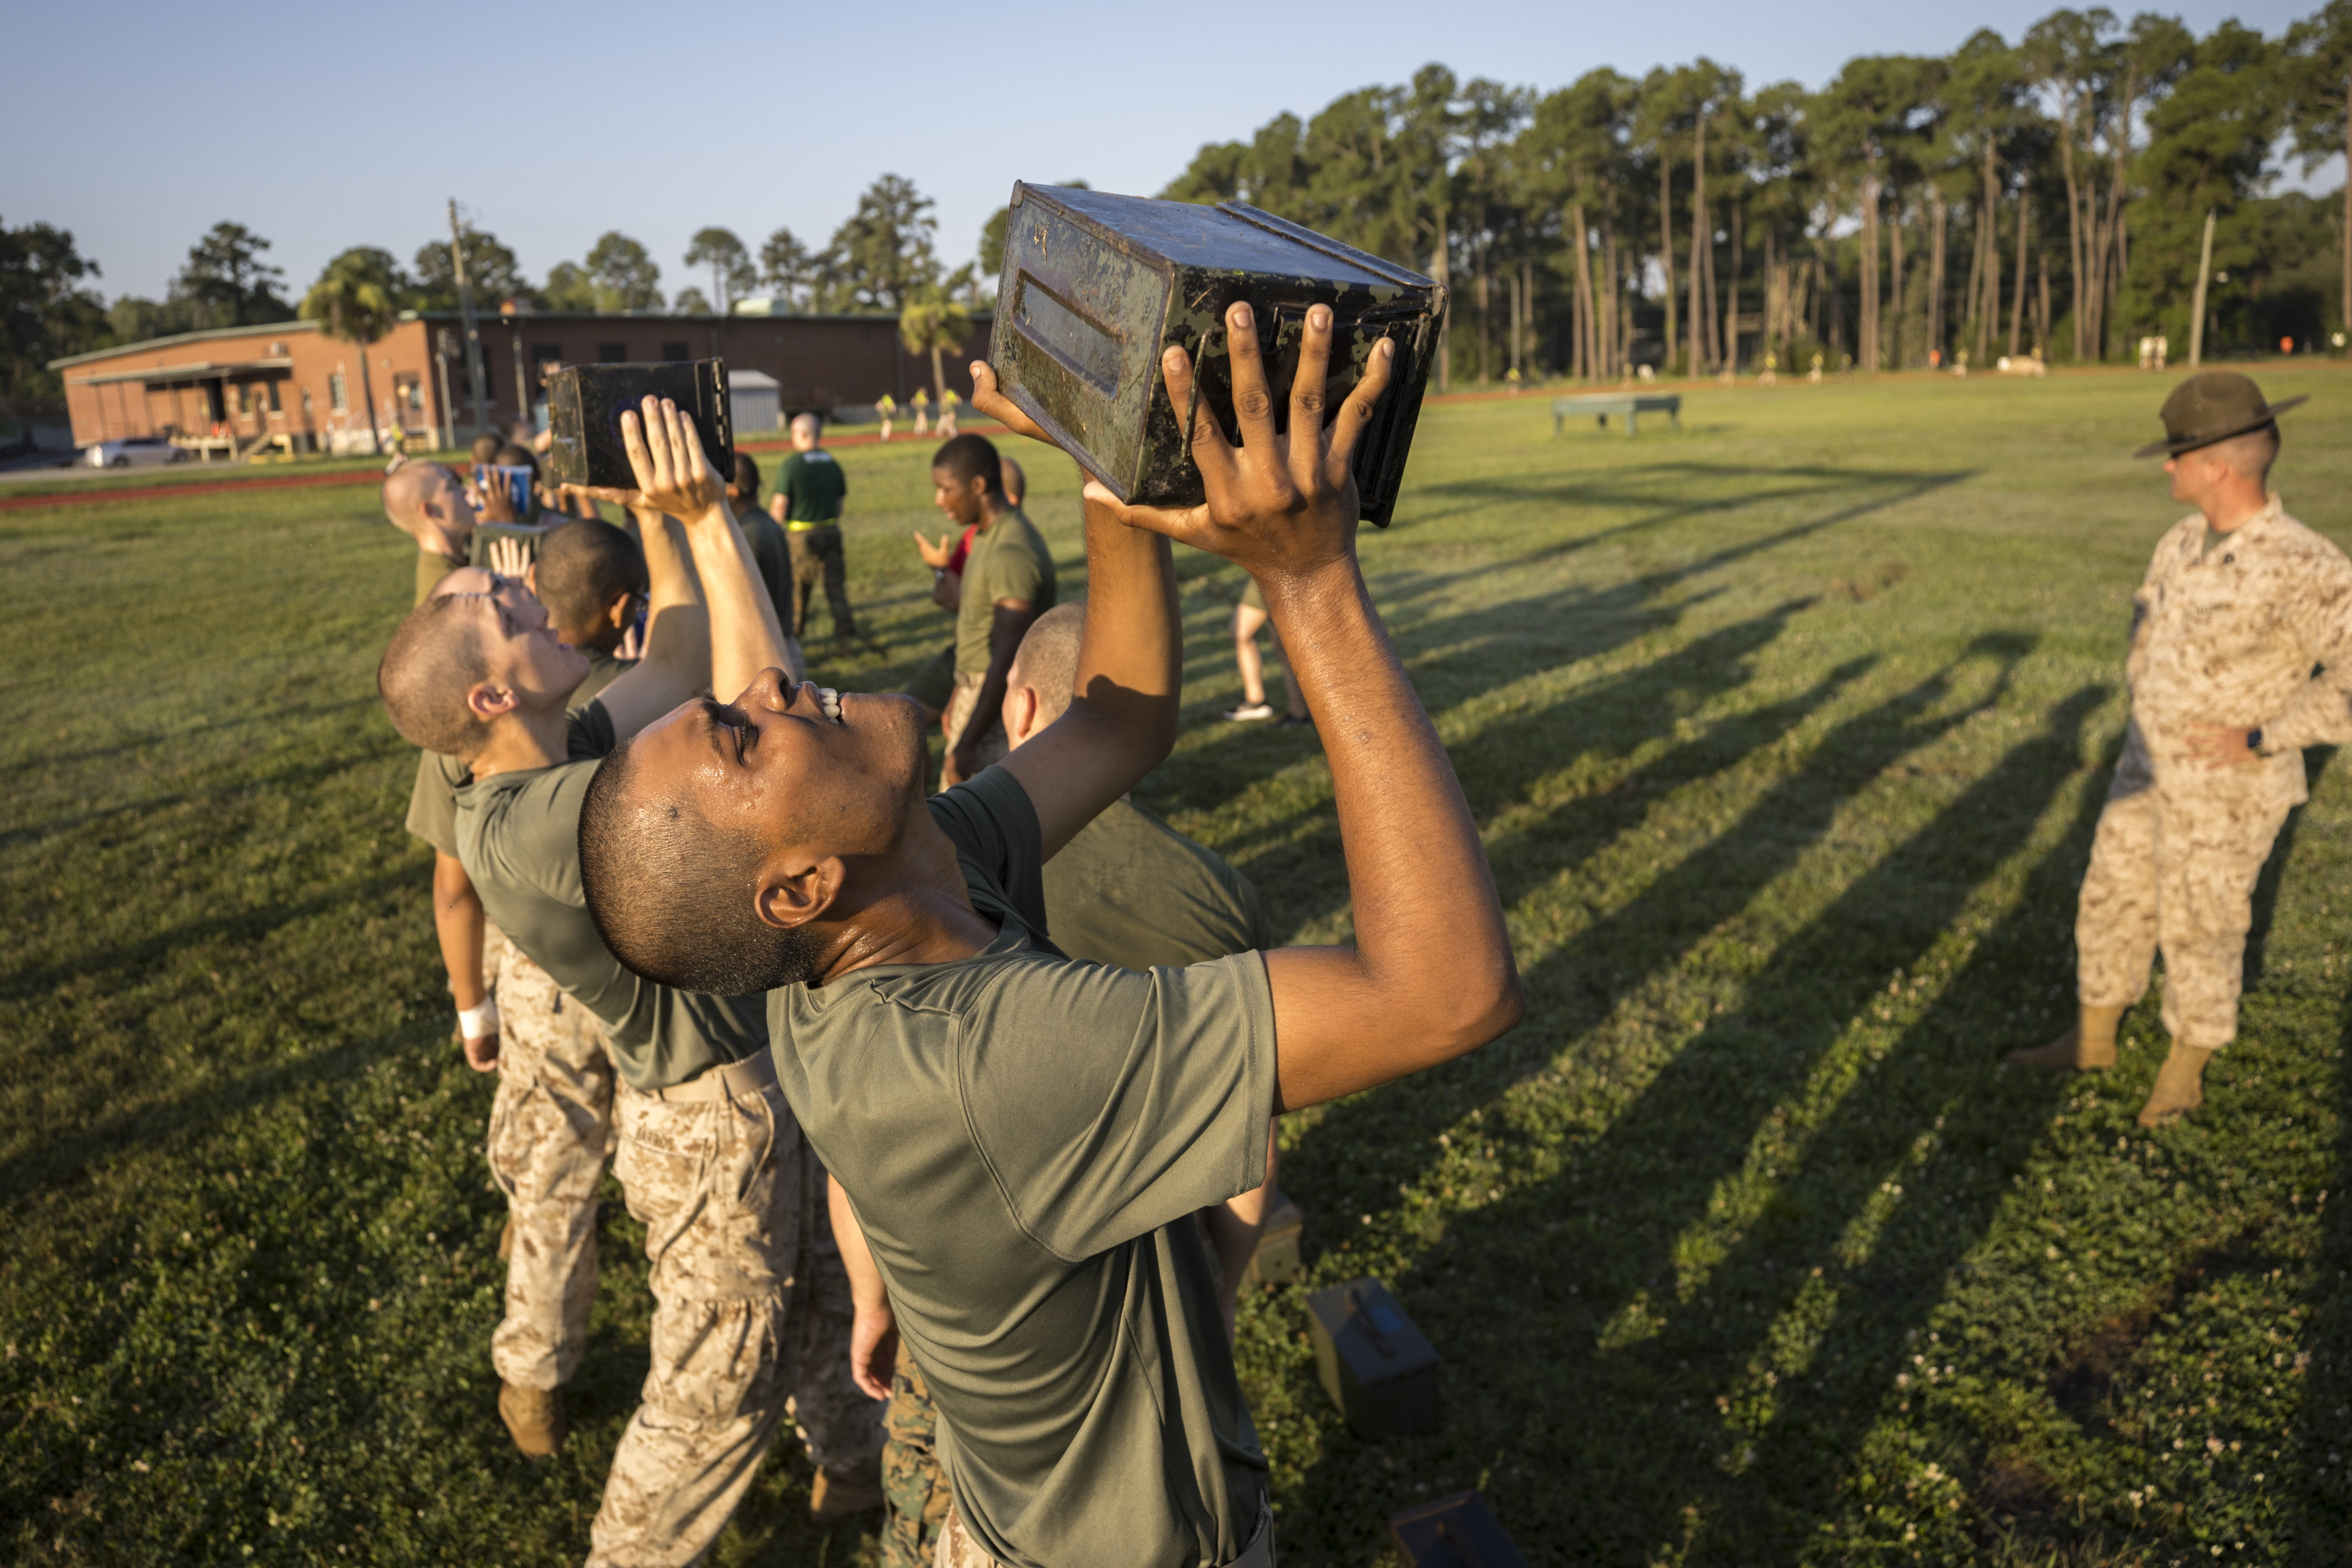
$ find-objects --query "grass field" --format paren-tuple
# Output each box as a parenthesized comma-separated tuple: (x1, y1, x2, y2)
(6, 365, 2351, 1566)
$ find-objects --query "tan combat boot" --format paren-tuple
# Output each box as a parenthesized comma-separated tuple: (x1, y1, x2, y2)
(2005, 1003, 2126, 1071)
(2136, 1041, 2216, 1128)
(498, 1381, 566, 1459)
(809, 1451, 884, 1522)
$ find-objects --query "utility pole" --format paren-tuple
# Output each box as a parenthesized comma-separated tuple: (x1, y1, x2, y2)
(449, 199, 490, 441)
(2187, 209, 2216, 369)
(433, 327, 458, 451)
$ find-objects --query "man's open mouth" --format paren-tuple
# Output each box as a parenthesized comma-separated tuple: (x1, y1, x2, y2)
(816, 687, 843, 724)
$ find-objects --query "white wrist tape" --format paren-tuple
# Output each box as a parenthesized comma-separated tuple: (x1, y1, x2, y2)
(458, 998, 500, 1039)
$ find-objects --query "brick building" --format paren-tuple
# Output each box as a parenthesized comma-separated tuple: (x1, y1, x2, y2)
(48, 308, 994, 453)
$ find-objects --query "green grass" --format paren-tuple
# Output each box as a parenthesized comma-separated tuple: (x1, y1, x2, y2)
(5, 365, 2351, 1565)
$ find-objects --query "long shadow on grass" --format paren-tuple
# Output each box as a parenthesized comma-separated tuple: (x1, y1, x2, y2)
(1269, 675, 2107, 1563)
(1397, 462, 1977, 547)
(1157, 464, 1963, 832)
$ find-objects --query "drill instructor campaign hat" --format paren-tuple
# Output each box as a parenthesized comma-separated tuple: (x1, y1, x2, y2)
(2134, 370, 2307, 458)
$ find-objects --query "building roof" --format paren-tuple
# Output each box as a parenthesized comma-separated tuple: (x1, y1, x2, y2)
(69, 357, 294, 387)
(48, 319, 315, 371)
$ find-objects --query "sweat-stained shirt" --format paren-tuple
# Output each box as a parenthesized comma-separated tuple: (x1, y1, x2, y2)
(2124, 492, 2352, 806)
(769, 766, 1275, 1568)
(453, 701, 766, 1091)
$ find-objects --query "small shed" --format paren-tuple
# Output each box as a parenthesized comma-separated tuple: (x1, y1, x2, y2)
(729, 369, 780, 434)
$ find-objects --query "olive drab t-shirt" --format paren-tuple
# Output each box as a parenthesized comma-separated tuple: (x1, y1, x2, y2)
(415, 549, 469, 607)
(453, 701, 765, 1091)
(405, 648, 633, 857)
(953, 508, 1056, 676)
(777, 449, 848, 524)
(1043, 797, 1273, 972)
(769, 767, 1276, 1568)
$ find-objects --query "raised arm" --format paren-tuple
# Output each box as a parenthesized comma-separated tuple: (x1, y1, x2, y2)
(993, 480, 1179, 857)
(1066, 304, 1523, 1112)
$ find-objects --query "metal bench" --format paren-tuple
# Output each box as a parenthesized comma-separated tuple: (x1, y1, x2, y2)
(1552, 393, 1683, 437)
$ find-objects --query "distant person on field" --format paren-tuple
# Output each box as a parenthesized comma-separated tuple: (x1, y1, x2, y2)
(929, 433, 1054, 785)
(2010, 373, 2352, 1127)
(905, 455, 1023, 727)
(911, 387, 930, 435)
(1223, 578, 1308, 727)
(876, 392, 896, 442)
(938, 387, 960, 440)
(768, 413, 859, 654)
(730, 451, 795, 637)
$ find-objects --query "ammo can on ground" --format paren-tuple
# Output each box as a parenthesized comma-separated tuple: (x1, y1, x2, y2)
(988, 183, 1447, 528)
(1241, 1194, 1304, 1293)
(1387, 1490, 1530, 1567)
(1306, 1277, 1441, 1438)
(544, 360, 734, 491)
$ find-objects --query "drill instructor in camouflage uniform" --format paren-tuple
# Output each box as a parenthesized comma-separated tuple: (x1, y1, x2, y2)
(378, 401, 882, 1564)
(2011, 372, 2352, 1126)
(862, 603, 1292, 1567)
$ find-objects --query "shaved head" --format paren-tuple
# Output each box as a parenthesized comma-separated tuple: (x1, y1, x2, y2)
(382, 462, 472, 553)
(1007, 602, 1085, 731)
(378, 597, 493, 758)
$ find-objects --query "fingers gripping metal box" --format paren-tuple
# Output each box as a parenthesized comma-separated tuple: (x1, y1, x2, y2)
(989, 183, 1447, 528)
(543, 360, 733, 491)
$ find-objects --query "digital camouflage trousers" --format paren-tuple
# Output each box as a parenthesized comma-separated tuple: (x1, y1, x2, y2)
(586, 1076, 884, 1567)
(487, 934, 615, 1392)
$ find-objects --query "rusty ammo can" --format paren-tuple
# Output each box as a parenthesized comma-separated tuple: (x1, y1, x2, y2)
(1306, 1277, 1442, 1438)
(1387, 1491, 1530, 1567)
(543, 360, 733, 491)
(988, 183, 1446, 528)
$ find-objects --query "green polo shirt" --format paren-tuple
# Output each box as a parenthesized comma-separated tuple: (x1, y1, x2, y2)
(953, 508, 1055, 676)
(453, 701, 764, 1091)
(769, 767, 1274, 1567)
(777, 449, 848, 524)
(1043, 797, 1272, 971)
(406, 648, 631, 857)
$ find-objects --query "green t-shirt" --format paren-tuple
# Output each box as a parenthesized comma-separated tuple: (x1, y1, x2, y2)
(777, 449, 848, 524)
(415, 548, 468, 608)
(453, 702, 765, 1091)
(953, 508, 1056, 676)
(1043, 797, 1272, 971)
(406, 649, 632, 857)
(739, 507, 794, 626)
(769, 767, 1275, 1568)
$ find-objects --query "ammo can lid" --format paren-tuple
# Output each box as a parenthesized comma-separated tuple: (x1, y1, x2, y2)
(1015, 183, 1430, 293)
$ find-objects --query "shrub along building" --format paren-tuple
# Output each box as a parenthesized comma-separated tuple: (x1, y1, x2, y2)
(48, 308, 992, 455)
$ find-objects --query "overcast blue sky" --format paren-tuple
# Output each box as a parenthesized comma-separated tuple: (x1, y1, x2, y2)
(3, 0, 2322, 308)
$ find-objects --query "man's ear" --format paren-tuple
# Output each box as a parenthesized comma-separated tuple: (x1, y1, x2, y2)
(1002, 683, 1041, 750)
(754, 855, 845, 933)
(603, 588, 635, 634)
(464, 681, 520, 725)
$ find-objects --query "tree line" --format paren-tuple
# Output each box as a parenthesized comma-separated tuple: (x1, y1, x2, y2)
(1162, 4, 2352, 385)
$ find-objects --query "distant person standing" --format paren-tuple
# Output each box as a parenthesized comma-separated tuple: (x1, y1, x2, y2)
(1224, 578, 1308, 727)
(729, 451, 794, 634)
(937, 387, 960, 440)
(2010, 374, 2352, 1127)
(932, 433, 1053, 785)
(876, 392, 896, 442)
(768, 414, 858, 654)
(904, 455, 1022, 726)
(911, 387, 931, 435)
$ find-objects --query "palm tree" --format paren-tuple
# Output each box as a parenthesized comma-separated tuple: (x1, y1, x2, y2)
(299, 248, 399, 456)
(899, 282, 973, 413)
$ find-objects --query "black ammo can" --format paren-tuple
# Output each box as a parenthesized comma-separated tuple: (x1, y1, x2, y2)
(988, 182, 1447, 528)
(1306, 1278, 1441, 1438)
(1387, 1491, 1531, 1567)
(543, 360, 734, 490)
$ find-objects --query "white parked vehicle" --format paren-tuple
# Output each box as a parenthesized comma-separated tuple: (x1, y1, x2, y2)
(85, 436, 189, 468)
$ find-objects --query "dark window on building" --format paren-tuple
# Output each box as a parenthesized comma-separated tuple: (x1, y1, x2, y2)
(598, 343, 628, 363)
(266, 380, 282, 412)
(661, 342, 690, 363)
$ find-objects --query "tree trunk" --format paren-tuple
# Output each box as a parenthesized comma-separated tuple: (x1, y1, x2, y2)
(1659, 151, 1678, 375)
(1960, 191, 1985, 361)
(1888, 190, 1905, 368)
(1928, 190, 1947, 363)
(358, 343, 381, 457)
(1571, 202, 1598, 382)
(1861, 171, 1881, 370)
(1977, 145, 2001, 365)
(2058, 90, 2085, 361)
(1724, 198, 1743, 372)
(2038, 251, 2053, 349)
(1763, 224, 1779, 355)
(931, 343, 947, 408)
(1476, 264, 1491, 385)
(1432, 211, 1451, 394)
(2009, 195, 2029, 357)
(1689, 109, 1711, 375)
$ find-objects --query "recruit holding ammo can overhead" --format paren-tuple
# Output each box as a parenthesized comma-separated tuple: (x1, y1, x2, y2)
(989, 183, 1447, 528)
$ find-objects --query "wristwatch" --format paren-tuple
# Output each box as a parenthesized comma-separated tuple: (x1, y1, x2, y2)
(2247, 727, 2265, 755)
